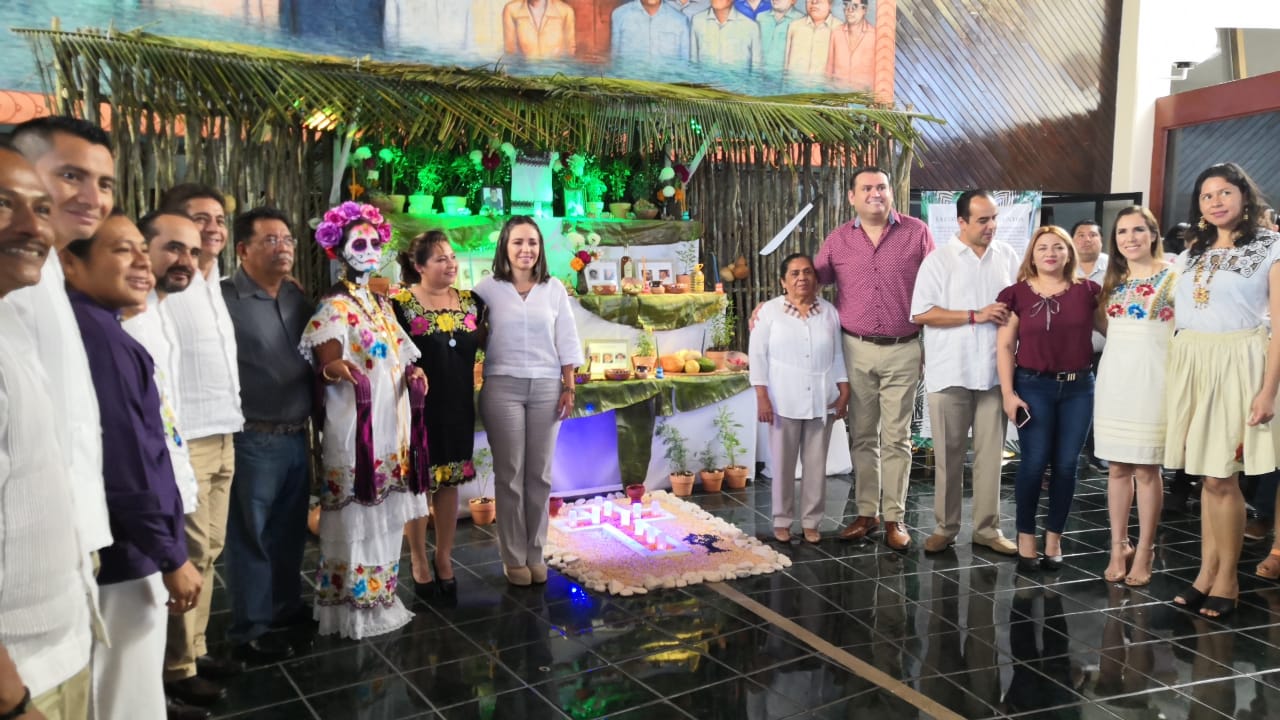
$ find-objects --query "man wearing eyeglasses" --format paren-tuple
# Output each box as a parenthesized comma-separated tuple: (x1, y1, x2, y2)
(219, 206, 315, 664)
(827, 0, 875, 91)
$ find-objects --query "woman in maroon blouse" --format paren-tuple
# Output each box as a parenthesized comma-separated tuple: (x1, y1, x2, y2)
(996, 226, 1102, 573)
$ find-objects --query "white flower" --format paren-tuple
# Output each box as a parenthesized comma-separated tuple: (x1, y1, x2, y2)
(659, 167, 676, 181)
(566, 231, 586, 248)
(469, 149, 483, 164)
(662, 186, 676, 198)
(500, 142, 517, 160)
(586, 232, 602, 246)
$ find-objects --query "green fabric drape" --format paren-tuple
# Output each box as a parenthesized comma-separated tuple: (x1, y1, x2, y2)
(389, 214, 703, 251)
(574, 293, 727, 330)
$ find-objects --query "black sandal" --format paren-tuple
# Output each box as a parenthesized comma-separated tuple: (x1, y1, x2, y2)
(1173, 585, 1208, 611)
(1199, 595, 1238, 619)
(431, 556, 457, 605)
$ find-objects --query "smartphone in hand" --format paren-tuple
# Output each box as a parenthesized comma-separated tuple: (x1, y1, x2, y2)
(1015, 407, 1031, 428)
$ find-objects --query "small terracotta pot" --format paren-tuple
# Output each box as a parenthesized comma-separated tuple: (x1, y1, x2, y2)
(549, 496, 565, 517)
(367, 276, 391, 296)
(704, 350, 728, 370)
(624, 484, 646, 502)
(699, 469, 724, 493)
(723, 465, 749, 489)
(469, 496, 497, 525)
(631, 356, 656, 372)
(670, 472, 695, 496)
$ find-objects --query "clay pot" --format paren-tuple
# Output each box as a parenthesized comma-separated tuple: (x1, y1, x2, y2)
(723, 465, 749, 489)
(367, 276, 391, 296)
(704, 350, 728, 370)
(624, 484, 646, 502)
(549, 496, 565, 517)
(469, 496, 497, 525)
(699, 469, 724, 493)
(609, 202, 632, 219)
(631, 355, 656, 372)
(669, 472, 695, 497)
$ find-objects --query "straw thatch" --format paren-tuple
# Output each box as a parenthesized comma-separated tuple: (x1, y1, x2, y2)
(16, 25, 938, 302)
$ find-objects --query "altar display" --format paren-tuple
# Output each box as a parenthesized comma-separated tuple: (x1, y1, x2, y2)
(545, 491, 791, 596)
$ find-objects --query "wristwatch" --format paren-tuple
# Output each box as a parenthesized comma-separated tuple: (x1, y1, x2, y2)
(0, 686, 30, 720)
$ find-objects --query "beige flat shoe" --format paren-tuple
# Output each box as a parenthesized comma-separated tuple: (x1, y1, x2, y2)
(803, 528, 821, 544)
(773, 527, 792, 543)
(528, 563, 549, 584)
(504, 565, 532, 586)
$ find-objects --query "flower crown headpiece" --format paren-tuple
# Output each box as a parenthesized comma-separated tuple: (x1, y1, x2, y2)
(315, 201, 392, 259)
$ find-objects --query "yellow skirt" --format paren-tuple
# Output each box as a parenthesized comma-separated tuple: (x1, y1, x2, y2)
(1164, 327, 1280, 477)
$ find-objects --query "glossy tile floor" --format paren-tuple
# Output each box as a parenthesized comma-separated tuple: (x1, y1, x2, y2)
(202, 461, 1280, 719)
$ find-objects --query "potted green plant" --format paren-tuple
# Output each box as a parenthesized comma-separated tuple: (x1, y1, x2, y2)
(714, 406, 749, 488)
(658, 421, 694, 496)
(603, 158, 632, 218)
(675, 242, 698, 286)
(585, 177, 607, 218)
(705, 299, 736, 369)
(409, 154, 446, 216)
(468, 447, 496, 524)
(632, 326, 657, 372)
(697, 442, 723, 493)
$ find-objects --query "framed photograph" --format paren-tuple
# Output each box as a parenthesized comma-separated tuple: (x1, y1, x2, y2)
(642, 261, 673, 285)
(585, 339, 630, 379)
(586, 261, 619, 289)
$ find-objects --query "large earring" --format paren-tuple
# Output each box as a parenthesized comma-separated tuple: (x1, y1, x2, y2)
(1244, 210, 1250, 223)
(1197, 217, 1208, 230)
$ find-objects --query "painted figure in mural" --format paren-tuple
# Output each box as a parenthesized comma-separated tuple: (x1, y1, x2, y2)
(667, 0, 711, 18)
(691, 0, 763, 71)
(302, 203, 429, 640)
(827, 0, 875, 91)
(612, 0, 691, 62)
(384, 0, 472, 56)
(733, 0, 772, 19)
(470, 0, 509, 58)
(758, 0, 804, 73)
(784, 0, 838, 78)
(503, 0, 577, 59)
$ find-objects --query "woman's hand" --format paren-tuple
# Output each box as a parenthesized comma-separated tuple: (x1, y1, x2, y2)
(323, 359, 362, 386)
(831, 385, 850, 421)
(406, 366, 428, 394)
(1003, 392, 1029, 425)
(557, 388, 575, 420)
(1248, 390, 1276, 426)
(758, 395, 774, 424)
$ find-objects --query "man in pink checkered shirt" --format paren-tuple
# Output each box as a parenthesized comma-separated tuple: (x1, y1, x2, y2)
(815, 166, 935, 551)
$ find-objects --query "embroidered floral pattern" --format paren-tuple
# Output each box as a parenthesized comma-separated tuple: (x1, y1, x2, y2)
(431, 459, 476, 489)
(319, 449, 412, 510)
(314, 557, 401, 609)
(1186, 234, 1279, 280)
(395, 289, 480, 339)
(1105, 268, 1177, 323)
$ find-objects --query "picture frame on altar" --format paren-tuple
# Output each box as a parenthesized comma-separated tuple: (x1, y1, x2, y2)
(585, 261, 618, 288)
(642, 261, 673, 284)
(586, 339, 629, 378)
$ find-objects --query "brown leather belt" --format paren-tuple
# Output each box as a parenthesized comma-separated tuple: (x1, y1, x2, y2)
(844, 330, 920, 346)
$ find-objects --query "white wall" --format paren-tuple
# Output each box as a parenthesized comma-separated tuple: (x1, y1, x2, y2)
(1110, 1, 1280, 196)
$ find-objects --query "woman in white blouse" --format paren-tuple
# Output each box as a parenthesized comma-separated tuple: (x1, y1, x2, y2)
(750, 253, 850, 544)
(472, 217, 583, 586)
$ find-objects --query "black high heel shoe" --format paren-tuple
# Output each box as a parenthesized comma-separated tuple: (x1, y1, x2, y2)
(1017, 554, 1040, 574)
(1173, 585, 1208, 611)
(431, 556, 457, 605)
(1199, 595, 1238, 620)
(1039, 554, 1064, 572)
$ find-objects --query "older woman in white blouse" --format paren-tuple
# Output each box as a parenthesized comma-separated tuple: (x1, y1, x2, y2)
(750, 253, 851, 544)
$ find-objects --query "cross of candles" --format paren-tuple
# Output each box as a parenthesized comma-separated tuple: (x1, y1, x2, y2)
(565, 498, 668, 550)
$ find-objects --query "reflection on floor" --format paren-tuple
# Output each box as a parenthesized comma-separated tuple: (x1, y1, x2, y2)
(204, 461, 1280, 719)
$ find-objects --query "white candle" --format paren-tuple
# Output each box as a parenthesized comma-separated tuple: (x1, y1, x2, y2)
(646, 527, 658, 545)
(603, 501, 615, 517)
(619, 509, 631, 527)
(631, 502, 642, 519)
(650, 500, 661, 516)
(633, 520, 647, 536)
(590, 505, 601, 525)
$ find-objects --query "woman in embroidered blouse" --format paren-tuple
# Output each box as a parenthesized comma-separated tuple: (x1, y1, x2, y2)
(1093, 207, 1176, 587)
(1167, 163, 1280, 619)
(300, 202, 429, 639)
(393, 231, 486, 604)
(750, 253, 850, 544)
(472, 216, 583, 587)
(997, 226, 1101, 574)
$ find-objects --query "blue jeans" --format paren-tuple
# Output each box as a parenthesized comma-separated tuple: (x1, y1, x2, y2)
(1012, 368, 1094, 536)
(225, 430, 310, 643)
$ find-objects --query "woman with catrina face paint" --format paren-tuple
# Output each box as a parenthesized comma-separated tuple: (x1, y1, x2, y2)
(301, 202, 429, 639)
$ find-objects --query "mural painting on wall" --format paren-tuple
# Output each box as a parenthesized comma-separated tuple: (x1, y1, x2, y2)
(1, 0, 895, 101)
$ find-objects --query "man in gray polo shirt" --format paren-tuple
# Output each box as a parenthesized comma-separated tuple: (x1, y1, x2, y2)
(220, 206, 314, 663)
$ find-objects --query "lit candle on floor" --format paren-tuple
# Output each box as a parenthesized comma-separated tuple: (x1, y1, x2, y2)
(603, 501, 615, 518)
(650, 500, 661, 516)
(619, 509, 631, 527)
(631, 502, 642, 520)
(590, 505, 601, 525)
(645, 528, 658, 546)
